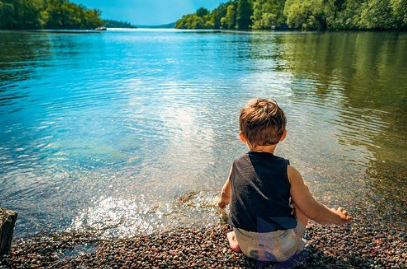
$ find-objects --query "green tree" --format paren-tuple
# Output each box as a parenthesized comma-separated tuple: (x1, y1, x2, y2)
(175, 7, 215, 29)
(0, 0, 43, 29)
(103, 19, 136, 28)
(0, 0, 103, 30)
(175, 13, 208, 29)
(224, 3, 237, 29)
(211, 2, 230, 29)
(329, 0, 365, 29)
(236, 0, 252, 29)
(284, 0, 340, 29)
(390, 0, 407, 29)
(360, 0, 396, 29)
(196, 7, 209, 17)
(0, 1, 16, 29)
(251, 0, 286, 29)
(174, 0, 406, 30)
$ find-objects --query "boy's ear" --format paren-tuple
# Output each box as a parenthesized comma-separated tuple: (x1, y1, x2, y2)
(239, 131, 247, 143)
(280, 129, 287, 142)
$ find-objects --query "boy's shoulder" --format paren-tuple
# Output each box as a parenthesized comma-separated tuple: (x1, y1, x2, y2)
(232, 152, 251, 164)
(233, 152, 289, 165)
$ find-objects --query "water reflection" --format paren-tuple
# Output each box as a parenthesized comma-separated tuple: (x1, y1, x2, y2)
(269, 32, 407, 218)
(0, 32, 51, 112)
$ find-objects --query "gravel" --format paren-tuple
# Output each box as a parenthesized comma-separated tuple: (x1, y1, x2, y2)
(1, 221, 406, 269)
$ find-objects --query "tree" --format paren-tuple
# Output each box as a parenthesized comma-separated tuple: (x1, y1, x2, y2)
(211, 2, 230, 29)
(0, 0, 43, 29)
(360, 0, 396, 29)
(329, 0, 365, 29)
(0, 0, 103, 30)
(196, 7, 209, 17)
(174, 0, 406, 30)
(175, 13, 209, 29)
(284, 0, 328, 29)
(390, 0, 407, 29)
(236, 0, 252, 29)
(0, 1, 16, 29)
(252, 0, 286, 29)
(103, 19, 136, 29)
(224, 3, 237, 29)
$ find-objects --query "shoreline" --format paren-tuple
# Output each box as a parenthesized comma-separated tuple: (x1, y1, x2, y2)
(1, 222, 405, 268)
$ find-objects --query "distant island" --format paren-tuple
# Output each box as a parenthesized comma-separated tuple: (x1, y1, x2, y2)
(103, 20, 137, 29)
(136, 23, 176, 29)
(175, 0, 407, 31)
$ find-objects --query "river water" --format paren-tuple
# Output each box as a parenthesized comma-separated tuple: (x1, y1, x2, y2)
(0, 29, 406, 237)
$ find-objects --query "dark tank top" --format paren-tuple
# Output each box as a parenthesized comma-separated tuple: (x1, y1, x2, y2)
(229, 151, 296, 233)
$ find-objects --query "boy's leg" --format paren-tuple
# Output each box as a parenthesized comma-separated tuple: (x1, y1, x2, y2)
(294, 206, 308, 238)
(227, 231, 241, 252)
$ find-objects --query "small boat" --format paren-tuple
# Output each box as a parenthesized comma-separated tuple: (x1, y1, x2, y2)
(96, 27, 107, 31)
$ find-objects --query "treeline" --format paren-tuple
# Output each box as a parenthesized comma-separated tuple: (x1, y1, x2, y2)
(175, 0, 407, 30)
(0, 0, 103, 29)
(103, 19, 136, 29)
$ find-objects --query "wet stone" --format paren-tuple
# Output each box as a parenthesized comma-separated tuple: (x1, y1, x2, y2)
(1, 222, 406, 269)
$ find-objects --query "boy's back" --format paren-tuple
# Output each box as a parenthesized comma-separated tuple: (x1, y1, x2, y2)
(229, 151, 295, 233)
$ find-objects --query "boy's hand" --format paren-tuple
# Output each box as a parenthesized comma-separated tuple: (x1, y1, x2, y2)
(331, 207, 352, 225)
(219, 174, 232, 209)
(218, 198, 229, 209)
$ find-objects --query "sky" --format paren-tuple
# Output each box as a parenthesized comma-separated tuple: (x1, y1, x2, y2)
(72, 0, 226, 25)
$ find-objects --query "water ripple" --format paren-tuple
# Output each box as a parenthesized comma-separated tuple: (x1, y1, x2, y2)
(1, 30, 406, 237)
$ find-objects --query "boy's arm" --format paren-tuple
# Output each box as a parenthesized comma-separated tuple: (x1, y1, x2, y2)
(218, 166, 232, 208)
(288, 165, 352, 225)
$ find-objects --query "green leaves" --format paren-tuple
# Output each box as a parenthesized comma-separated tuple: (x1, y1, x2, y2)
(175, 0, 407, 30)
(0, 0, 103, 30)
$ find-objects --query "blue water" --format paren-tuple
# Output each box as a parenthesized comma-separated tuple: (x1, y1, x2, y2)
(1, 29, 406, 237)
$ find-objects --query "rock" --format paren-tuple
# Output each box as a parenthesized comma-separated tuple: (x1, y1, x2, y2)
(0, 208, 18, 258)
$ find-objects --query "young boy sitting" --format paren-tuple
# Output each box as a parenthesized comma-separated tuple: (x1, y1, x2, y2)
(218, 98, 352, 262)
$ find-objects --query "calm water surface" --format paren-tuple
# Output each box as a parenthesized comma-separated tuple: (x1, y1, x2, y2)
(0, 29, 406, 237)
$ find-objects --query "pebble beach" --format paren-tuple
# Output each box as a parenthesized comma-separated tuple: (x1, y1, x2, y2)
(1, 220, 406, 269)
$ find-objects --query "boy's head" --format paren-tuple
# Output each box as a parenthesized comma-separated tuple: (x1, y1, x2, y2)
(239, 98, 286, 148)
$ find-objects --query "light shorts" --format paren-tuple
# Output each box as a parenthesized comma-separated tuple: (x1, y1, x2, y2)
(234, 227, 305, 262)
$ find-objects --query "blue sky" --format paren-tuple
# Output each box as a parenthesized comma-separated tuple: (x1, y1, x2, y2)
(72, 0, 226, 25)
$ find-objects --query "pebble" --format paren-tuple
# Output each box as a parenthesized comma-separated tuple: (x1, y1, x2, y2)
(0, 222, 406, 269)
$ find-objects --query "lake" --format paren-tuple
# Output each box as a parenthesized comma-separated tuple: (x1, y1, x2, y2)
(0, 29, 406, 238)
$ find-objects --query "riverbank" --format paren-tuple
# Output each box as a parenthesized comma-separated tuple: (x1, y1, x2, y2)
(1, 221, 405, 268)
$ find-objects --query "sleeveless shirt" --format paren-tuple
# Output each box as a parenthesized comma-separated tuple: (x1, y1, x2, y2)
(229, 151, 296, 233)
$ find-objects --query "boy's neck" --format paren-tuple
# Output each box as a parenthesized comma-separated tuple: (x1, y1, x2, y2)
(249, 144, 277, 154)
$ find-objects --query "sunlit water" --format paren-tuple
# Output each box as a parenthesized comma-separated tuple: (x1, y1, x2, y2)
(1, 29, 406, 238)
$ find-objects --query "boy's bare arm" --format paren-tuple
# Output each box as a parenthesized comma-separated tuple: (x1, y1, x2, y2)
(218, 167, 232, 208)
(288, 165, 352, 225)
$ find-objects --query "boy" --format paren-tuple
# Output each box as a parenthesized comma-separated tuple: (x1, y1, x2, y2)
(218, 98, 352, 262)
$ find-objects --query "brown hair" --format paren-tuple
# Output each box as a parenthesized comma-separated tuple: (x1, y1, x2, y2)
(239, 98, 286, 147)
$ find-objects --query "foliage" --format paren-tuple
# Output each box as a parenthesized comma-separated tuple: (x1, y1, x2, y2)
(251, 0, 286, 29)
(103, 19, 136, 29)
(175, 0, 407, 30)
(0, 0, 103, 29)
(224, 3, 237, 29)
(236, 0, 253, 29)
(390, 0, 407, 29)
